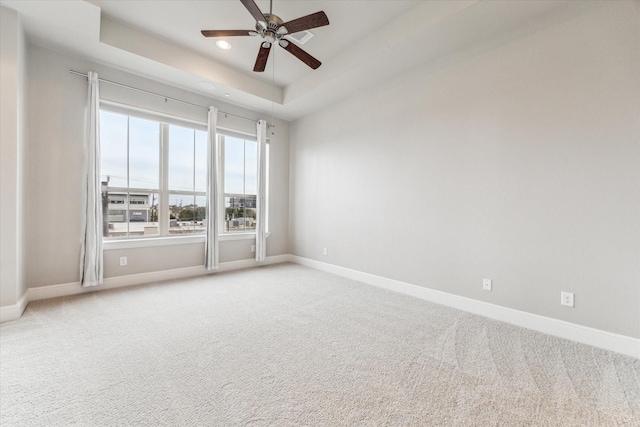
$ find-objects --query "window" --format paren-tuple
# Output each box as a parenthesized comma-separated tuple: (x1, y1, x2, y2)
(100, 105, 267, 241)
(219, 134, 258, 234)
(100, 109, 206, 239)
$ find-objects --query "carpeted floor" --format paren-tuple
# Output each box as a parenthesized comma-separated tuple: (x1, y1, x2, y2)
(1, 263, 638, 426)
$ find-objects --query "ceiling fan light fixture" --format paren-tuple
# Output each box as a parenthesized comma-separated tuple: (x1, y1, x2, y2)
(277, 26, 288, 35)
(279, 39, 289, 48)
(264, 31, 276, 43)
(215, 40, 232, 50)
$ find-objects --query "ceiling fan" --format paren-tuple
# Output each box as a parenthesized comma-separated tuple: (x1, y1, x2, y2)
(201, 0, 330, 72)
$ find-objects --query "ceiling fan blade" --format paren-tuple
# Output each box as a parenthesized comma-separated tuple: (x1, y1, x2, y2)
(253, 43, 272, 72)
(279, 39, 321, 69)
(201, 30, 255, 37)
(239, 0, 265, 23)
(281, 11, 329, 34)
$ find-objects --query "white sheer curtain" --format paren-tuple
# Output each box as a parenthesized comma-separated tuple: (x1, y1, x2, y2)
(255, 120, 268, 262)
(205, 107, 220, 270)
(79, 71, 103, 287)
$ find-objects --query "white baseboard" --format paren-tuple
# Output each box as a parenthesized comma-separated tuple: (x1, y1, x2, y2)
(216, 254, 291, 272)
(290, 255, 640, 359)
(2, 255, 290, 319)
(0, 291, 29, 323)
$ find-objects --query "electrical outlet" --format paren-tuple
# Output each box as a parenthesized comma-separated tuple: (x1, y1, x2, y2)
(483, 278, 492, 291)
(251, 245, 256, 253)
(561, 292, 574, 307)
(323, 248, 328, 256)
(119, 256, 127, 267)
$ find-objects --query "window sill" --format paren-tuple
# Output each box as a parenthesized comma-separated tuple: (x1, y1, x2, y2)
(219, 232, 270, 242)
(103, 232, 270, 250)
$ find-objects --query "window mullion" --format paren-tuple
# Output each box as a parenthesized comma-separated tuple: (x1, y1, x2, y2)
(126, 117, 131, 237)
(265, 144, 269, 233)
(192, 130, 197, 231)
(159, 123, 170, 236)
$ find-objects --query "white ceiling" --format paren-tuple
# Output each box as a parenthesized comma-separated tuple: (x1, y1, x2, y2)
(100, 0, 421, 88)
(1, 0, 587, 121)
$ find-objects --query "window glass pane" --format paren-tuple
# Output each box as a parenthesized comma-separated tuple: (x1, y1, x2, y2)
(100, 111, 128, 188)
(224, 195, 256, 233)
(194, 130, 207, 192)
(168, 194, 206, 235)
(224, 137, 246, 194)
(244, 140, 258, 195)
(168, 125, 195, 192)
(129, 117, 160, 189)
(103, 192, 159, 238)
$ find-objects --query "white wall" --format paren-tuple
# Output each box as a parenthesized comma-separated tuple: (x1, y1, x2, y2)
(26, 44, 289, 288)
(0, 6, 27, 306)
(289, 2, 639, 338)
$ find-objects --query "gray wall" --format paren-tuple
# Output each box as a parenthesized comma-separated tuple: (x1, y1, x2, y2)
(26, 44, 289, 288)
(289, 2, 639, 337)
(0, 6, 28, 307)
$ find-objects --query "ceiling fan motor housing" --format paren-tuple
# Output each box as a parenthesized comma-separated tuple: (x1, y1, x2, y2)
(257, 14, 287, 44)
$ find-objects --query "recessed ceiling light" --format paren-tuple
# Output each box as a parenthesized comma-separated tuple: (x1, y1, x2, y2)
(198, 81, 216, 90)
(224, 93, 231, 97)
(216, 40, 232, 50)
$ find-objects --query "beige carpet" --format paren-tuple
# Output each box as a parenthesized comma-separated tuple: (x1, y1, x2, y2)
(1, 263, 638, 426)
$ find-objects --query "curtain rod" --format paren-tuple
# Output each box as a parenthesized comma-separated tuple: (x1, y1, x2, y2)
(69, 70, 273, 127)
